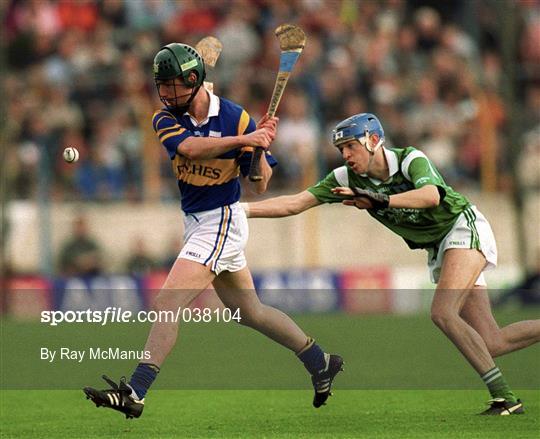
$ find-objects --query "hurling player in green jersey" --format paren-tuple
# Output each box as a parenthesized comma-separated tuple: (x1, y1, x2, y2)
(244, 113, 540, 415)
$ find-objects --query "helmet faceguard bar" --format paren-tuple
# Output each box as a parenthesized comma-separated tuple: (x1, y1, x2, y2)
(156, 79, 195, 110)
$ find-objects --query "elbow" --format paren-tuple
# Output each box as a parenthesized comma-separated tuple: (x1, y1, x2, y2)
(424, 186, 440, 208)
(428, 193, 440, 208)
(252, 184, 267, 195)
(251, 173, 271, 194)
(287, 203, 303, 216)
(178, 142, 202, 160)
(178, 145, 195, 159)
(184, 148, 201, 160)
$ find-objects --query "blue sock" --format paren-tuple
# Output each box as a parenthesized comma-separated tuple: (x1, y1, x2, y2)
(128, 363, 160, 399)
(297, 338, 326, 375)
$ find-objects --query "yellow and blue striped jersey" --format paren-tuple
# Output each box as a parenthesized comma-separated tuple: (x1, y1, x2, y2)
(152, 93, 277, 213)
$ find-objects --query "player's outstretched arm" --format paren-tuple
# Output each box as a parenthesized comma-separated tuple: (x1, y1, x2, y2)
(332, 185, 440, 210)
(243, 190, 321, 218)
(388, 185, 440, 208)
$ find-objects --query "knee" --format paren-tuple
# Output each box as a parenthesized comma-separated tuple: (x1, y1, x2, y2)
(487, 343, 504, 358)
(483, 335, 505, 357)
(153, 291, 180, 312)
(430, 308, 457, 332)
(152, 293, 169, 312)
(236, 305, 265, 328)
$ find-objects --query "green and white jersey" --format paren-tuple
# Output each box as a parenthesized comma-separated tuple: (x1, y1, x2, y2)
(308, 147, 471, 249)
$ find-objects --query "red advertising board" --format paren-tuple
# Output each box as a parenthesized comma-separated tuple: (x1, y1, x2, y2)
(339, 267, 393, 314)
(143, 271, 224, 310)
(6, 276, 52, 319)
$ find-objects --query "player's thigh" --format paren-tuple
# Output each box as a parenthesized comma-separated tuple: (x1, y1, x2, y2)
(213, 267, 261, 311)
(432, 248, 487, 313)
(437, 248, 487, 290)
(460, 286, 500, 339)
(156, 258, 216, 310)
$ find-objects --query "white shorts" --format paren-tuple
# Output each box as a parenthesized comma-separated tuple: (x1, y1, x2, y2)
(427, 206, 497, 286)
(179, 202, 248, 275)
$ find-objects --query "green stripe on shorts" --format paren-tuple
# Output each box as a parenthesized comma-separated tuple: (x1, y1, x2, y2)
(464, 207, 480, 250)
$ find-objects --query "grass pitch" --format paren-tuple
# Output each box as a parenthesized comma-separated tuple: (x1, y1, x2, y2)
(1, 309, 539, 438)
(1, 390, 538, 438)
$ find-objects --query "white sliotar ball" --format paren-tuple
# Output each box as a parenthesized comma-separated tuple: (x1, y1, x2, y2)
(63, 147, 79, 163)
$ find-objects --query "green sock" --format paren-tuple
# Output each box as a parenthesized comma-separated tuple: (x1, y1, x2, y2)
(481, 367, 517, 403)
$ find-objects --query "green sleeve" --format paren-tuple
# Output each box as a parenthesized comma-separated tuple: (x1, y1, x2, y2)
(404, 150, 448, 200)
(307, 171, 344, 204)
(407, 156, 445, 189)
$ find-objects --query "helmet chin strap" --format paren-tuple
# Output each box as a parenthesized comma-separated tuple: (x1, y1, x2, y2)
(363, 132, 384, 174)
(176, 85, 202, 112)
(179, 70, 206, 112)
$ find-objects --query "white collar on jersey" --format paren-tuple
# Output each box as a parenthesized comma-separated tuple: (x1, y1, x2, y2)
(384, 147, 399, 177)
(359, 147, 399, 185)
(184, 89, 220, 127)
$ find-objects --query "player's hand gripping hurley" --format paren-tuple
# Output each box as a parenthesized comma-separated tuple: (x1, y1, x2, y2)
(248, 24, 306, 181)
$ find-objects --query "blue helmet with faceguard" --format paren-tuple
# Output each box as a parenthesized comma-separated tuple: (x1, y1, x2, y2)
(331, 113, 385, 151)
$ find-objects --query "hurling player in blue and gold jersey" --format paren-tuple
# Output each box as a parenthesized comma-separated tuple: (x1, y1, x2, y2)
(84, 43, 343, 418)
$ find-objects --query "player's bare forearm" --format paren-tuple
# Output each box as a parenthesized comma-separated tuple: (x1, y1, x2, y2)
(388, 185, 440, 208)
(333, 185, 440, 210)
(247, 115, 278, 193)
(249, 155, 273, 194)
(178, 127, 273, 160)
(245, 190, 320, 218)
(177, 136, 247, 160)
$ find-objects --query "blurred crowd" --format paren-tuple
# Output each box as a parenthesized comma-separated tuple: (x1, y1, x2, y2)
(58, 214, 174, 276)
(3, 0, 540, 203)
